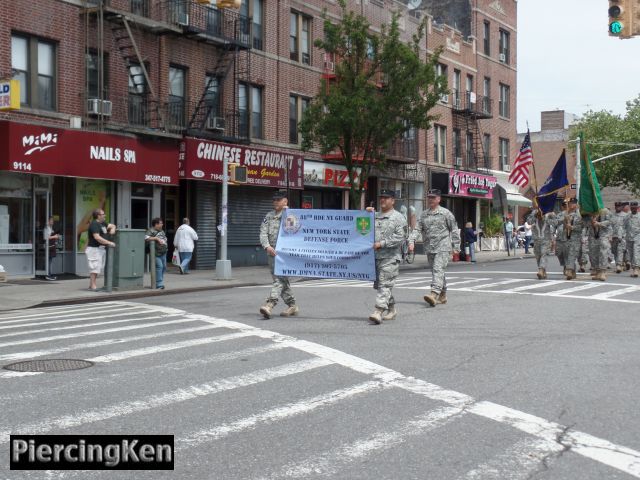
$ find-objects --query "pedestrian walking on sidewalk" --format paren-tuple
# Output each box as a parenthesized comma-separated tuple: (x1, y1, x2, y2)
(173, 218, 198, 274)
(259, 190, 298, 319)
(85, 209, 116, 291)
(146, 218, 168, 290)
(409, 189, 460, 307)
(464, 222, 477, 263)
(44, 216, 60, 281)
(366, 190, 406, 325)
(524, 217, 533, 254)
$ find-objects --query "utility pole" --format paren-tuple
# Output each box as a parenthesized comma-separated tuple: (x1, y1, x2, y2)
(216, 153, 232, 280)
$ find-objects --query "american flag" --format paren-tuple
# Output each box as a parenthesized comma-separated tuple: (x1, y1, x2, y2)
(509, 131, 533, 187)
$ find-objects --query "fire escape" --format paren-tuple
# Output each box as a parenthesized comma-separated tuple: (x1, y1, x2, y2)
(452, 90, 494, 171)
(83, 0, 251, 142)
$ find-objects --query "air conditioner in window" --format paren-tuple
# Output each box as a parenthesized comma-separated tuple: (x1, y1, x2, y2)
(324, 61, 335, 73)
(174, 12, 189, 26)
(454, 157, 462, 166)
(101, 100, 113, 116)
(206, 116, 226, 130)
(504, 164, 511, 172)
(440, 94, 449, 104)
(499, 53, 506, 63)
(87, 98, 101, 115)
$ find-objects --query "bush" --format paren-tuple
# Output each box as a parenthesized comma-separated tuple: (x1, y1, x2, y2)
(481, 214, 503, 237)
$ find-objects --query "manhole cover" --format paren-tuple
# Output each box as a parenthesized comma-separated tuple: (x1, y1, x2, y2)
(3, 359, 94, 372)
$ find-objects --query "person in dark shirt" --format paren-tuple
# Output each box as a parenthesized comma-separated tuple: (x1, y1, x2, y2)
(85, 209, 116, 291)
(146, 217, 168, 290)
(464, 222, 478, 263)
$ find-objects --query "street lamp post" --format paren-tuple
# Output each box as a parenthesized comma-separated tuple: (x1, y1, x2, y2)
(216, 152, 232, 280)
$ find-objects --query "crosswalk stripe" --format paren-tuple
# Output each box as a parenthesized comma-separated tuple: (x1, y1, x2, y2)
(465, 279, 528, 290)
(180, 380, 387, 447)
(502, 280, 566, 292)
(0, 316, 195, 349)
(0, 358, 332, 443)
(0, 323, 223, 364)
(0, 302, 127, 320)
(0, 313, 180, 339)
(255, 406, 466, 479)
(0, 304, 144, 324)
(590, 285, 640, 300)
(460, 437, 564, 479)
(445, 278, 492, 287)
(394, 277, 439, 286)
(546, 283, 605, 296)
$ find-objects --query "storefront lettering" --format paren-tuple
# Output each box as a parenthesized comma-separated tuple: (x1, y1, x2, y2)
(449, 169, 497, 198)
(244, 149, 294, 170)
(324, 168, 358, 188)
(197, 142, 242, 162)
(90, 146, 137, 163)
(23, 133, 58, 155)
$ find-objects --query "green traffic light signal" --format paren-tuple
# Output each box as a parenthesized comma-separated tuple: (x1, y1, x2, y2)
(610, 20, 624, 34)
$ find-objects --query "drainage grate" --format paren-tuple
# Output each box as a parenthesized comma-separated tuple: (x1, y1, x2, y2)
(3, 359, 94, 372)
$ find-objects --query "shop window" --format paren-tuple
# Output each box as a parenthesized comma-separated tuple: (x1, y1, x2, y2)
(0, 173, 33, 250)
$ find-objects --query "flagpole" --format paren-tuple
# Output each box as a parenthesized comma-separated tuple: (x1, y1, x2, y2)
(575, 135, 581, 202)
(526, 122, 540, 210)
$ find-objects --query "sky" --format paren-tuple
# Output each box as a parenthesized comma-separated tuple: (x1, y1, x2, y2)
(517, 0, 640, 132)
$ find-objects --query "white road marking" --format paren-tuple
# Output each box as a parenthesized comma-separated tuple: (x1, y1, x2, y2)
(590, 285, 640, 300)
(180, 380, 388, 447)
(500, 280, 566, 292)
(0, 316, 193, 348)
(0, 304, 145, 325)
(444, 278, 492, 287)
(0, 358, 332, 442)
(465, 279, 528, 290)
(546, 283, 605, 296)
(0, 323, 224, 363)
(460, 437, 564, 479)
(256, 406, 466, 479)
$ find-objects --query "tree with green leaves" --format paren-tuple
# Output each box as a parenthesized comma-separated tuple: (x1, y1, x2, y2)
(570, 95, 640, 195)
(299, 0, 448, 207)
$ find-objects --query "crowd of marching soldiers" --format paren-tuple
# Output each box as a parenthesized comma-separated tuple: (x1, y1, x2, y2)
(527, 199, 640, 281)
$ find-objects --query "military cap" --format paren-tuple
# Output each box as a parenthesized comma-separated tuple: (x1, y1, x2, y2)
(427, 189, 442, 197)
(631, 201, 639, 207)
(622, 201, 631, 206)
(614, 202, 621, 207)
(568, 197, 578, 204)
(379, 189, 395, 198)
(272, 190, 288, 200)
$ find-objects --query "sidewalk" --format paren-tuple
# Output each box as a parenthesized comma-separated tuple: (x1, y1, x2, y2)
(0, 250, 528, 311)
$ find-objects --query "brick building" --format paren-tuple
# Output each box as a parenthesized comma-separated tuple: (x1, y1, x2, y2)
(0, 0, 518, 277)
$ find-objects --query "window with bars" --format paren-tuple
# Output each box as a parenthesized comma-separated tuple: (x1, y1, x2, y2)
(87, 50, 109, 99)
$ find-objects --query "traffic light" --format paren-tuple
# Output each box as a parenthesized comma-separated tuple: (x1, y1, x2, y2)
(608, 0, 633, 38)
(229, 163, 248, 184)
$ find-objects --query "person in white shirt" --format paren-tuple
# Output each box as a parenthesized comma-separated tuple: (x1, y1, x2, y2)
(524, 215, 533, 254)
(173, 218, 198, 274)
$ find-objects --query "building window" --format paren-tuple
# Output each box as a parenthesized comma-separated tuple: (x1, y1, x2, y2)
(499, 29, 510, 64)
(241, 0, 263, 50)
(168, 66, 186, 129)
(499, 138, 510, 171)
(239, 83, 263, 139)
(483, 21, 490, 55)
(87, 51, 109, 99)
(499, 83, 510, 118)
(290, 12, 311, 65)
(483, 134, 491, 167)
(433, 125, 446, 164)
(453, 69, 461, 106)
(205, 75, 220, 118)
(128, 63, 147, 125)
(453, 129, 461, 165)
(289, 94, 310, 144)
(466, 132, 474, 167)
(12, 34, 56, 110)
(131, 0, 149, 17)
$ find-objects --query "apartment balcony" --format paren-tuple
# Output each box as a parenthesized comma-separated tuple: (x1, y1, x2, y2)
(451, 91, 493, 119)
(386, 137, 419, 163)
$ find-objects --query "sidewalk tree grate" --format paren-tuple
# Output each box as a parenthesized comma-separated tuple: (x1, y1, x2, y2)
(3, 359, 94, 372)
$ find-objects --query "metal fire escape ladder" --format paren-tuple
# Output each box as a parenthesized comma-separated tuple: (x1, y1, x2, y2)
(465, 114, 488, 171)
(111, 15, 166, 129)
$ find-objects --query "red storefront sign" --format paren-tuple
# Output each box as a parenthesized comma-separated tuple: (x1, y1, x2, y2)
(449, 169, 497, 198)
(180, 138, 304, 189)
(0, 121, 179, 185)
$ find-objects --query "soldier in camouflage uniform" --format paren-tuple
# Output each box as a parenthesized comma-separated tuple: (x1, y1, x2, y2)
(555, 200, 569, 274)
(366, 190, 407, 325)
(259, 190, 298, 319)
(526, 208, 557, 280)
(611, 202, 629, 273)
(586, 207, 614, 281)
(409, 189, 460, 307)
(564, 198, 584, 280)
(625, 201, 640, 278)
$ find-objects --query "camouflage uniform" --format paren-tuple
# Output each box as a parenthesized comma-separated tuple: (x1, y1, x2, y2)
(410, 206, 460, 295)
(586, 209, 613, 272)
(526, 212, 557, 272)
(612, 211, 629, 269)
(625, 211, 640, 270)
(555, 210, 569, 268)
(260, 210, 295, 307)
(374, 209, 407, 310)
(564, 210, 585, 273)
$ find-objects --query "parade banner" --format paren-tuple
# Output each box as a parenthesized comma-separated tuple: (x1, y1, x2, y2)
(274, 209, 375, 280)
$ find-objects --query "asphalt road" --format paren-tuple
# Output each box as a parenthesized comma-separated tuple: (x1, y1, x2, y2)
(2, 255, 640, 479)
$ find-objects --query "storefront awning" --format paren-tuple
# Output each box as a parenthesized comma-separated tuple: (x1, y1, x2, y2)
(0, 121, 179, 185)
(181, 138, 304, 189)
(506, 193, 533, 207)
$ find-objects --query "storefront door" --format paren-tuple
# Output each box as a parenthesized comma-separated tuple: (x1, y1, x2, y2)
(131, 198, 152, 230)
(34, 189, 50, 277)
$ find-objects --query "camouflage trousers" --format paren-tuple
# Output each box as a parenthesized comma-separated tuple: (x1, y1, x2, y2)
(428, 252, 450, 295)
(534, 240, 552, 269)
(555, 240, 568, 267)
(579, 236, 590, 267)
(266, 257, 295, 306)
(588, 237, 611, 270)
(629, 241, 640, 267)
(611, 237, 626, 265)
(566, 238, 583, 271)
(374, 258, 400, 310)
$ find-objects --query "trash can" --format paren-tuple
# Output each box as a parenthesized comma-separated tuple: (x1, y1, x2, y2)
(112, 229, 146, 290)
